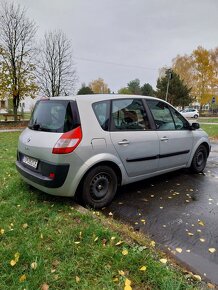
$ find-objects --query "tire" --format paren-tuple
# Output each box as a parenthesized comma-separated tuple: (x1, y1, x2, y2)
(190, 145, 207, 173)
(82, 165, 117, 209)
(194, 114, 198, 119)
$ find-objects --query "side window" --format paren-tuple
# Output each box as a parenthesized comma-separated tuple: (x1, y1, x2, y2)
(92, 101, 110, 131)
(111, 99, 150, 131)
(146, 100, 175, 130)
(169, 107, 189, 130)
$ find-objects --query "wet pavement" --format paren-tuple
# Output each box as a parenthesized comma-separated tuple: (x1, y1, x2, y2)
(103, 142, 218, 285)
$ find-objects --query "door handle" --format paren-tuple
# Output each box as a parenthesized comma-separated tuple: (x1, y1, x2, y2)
(160, 136, 169, 141)
(118, 139, 129, 145)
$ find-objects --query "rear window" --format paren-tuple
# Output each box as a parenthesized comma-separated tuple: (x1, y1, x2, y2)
(28, 100, 80, 133)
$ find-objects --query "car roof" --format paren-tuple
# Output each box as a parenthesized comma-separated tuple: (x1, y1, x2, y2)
(45, 94, 164, 104)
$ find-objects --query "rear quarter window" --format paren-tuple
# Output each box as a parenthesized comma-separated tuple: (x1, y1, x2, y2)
(92, 101, 110, 131)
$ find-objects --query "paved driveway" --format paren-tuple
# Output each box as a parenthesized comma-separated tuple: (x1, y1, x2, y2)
(103, 142, 218, 285)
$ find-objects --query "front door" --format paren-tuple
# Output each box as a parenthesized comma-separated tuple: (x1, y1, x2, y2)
(110, 98, 159, 177)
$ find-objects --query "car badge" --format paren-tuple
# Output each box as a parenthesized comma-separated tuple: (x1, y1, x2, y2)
(27, 137, 31, 143)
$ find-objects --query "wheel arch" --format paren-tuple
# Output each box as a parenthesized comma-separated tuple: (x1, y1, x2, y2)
(75, 160, 122, 199)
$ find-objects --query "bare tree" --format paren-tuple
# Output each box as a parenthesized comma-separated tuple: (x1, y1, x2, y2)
(37, 31, 77, 97)
(0, 2, 37, 119)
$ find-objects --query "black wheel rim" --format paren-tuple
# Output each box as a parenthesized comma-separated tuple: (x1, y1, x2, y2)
(196, 151, 204, 167)
(90, 173, 111, 200)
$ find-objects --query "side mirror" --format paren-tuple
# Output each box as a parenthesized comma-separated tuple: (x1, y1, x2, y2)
(190, 122, 200, 130)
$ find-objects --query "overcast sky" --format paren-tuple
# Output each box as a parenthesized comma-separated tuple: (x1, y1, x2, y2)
(16, 0, 218, 92)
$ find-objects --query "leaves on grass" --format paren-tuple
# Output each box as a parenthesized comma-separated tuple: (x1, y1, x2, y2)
(198, 220, 205, 226)
(116, 240, 124, 246)
(139, 266, 147, 271)
(122, 249, 128, 256)
(22, 223, 28, 229)
(192, 274, 201, 281)
(41, 283, 49, 290)
(150, 241, 155, 247)
(31, 261, 37, 270)
(124, 278, 132, 290)
(19, 274, 26, 282)
(208, 248, 216, 253)
(75, 276, 80, 283)
(160, 258, 167, 264)
(0, 228, 4, 235)
(10, 252, 20, 266)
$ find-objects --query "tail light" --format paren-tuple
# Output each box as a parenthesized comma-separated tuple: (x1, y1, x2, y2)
(52, 126, 82, 154)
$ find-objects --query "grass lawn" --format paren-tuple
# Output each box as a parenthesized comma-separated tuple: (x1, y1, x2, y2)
(200, 124, 218, 139)
(198, 117, 218, 123)
(0, 132, 207, 289)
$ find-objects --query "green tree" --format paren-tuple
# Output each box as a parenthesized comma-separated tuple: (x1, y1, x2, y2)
(77, 83, 94, 95)
(141, 83, 155, 96)
(117, 87, 131, 94)
(127, 79, 141, 95)
(156, 70, 192, 107)
(0, 2, 37, 120)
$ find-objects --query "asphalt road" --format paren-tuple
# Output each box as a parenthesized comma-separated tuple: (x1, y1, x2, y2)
(103, 142, 218, 285)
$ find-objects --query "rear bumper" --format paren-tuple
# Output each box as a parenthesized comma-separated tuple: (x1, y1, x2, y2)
(16, 152, 69, 188)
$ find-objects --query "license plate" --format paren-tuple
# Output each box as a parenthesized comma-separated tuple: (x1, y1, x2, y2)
(22, 155, 38, 169)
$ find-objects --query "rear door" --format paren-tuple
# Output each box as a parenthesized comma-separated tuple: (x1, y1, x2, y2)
(109, 98, 159, 177)
(146, 99, 193, 171)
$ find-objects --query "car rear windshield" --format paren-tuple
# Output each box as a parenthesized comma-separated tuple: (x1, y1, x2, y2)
(28, 100, 80, 133)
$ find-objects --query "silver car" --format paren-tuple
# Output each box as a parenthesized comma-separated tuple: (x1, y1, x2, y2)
(16, 95, 210, 208)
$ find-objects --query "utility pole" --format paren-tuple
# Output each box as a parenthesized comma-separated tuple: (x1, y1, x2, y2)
(165, 69, 172, 102)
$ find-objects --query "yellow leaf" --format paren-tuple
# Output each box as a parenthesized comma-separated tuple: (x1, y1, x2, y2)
(0, 228, 4, 235)
(160, 258, 167, 264)
(125, 278, 131, 286)
(10, 259, 16, 266)
(108, 212, 113, 216)
(193, 274, 201, 281)
(207, 282, 215, 289)
(115, 241, 123, 246)
(187, 232, 194, 236)
(74, 242, 80, 244)
(31, 262, 37, 270)
(19, 274, 26, 282)
(118, 270, 125, 276)
(94, 237, 98, 242)
(198, 220, 205, 226)
(176, 248, 183, 253)
(76, 276, 80, 283)
(200, 238, 205, 242)
(22, 223, 28, 229)
(14, 252, 20, 262)
(113, 277, 119, 282)
(208, 248, 216, 253)
(124, 286, 132, 290)
(150, 241, 156, 247)
(122, 249, 128, 256)
(111, 236, 116, 240)
(139, 266, 147, 271)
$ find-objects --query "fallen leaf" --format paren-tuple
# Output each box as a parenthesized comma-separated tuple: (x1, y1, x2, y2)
(75, 276, 80, 283)
(176, 248, 183, 253)
(200, 238, 205, 243)
(10, 260, 16, 266)
(125, 278, 131, 286)
(198, 220, 205, 226)
(192, 274, 201, 281)
(31, 262, 37, 270)
(113, 277, 119, 282)
(116, 241, 124, 246)
(94, 237, 98, 242)
(124, 285, 132, 290)
(139, 266, 147, 271)
(122, 249, 128, 256)
(207, 282, 215, 289)
(150, 241, 156, 247)
(22, 223, 28, 229)
(118, 270, 125, 276)
(19, 274, 26, 282)
(41, 283, 49, 290)
(74, 241, 80, 245)
(111, 236, 116, 240)
(0, 228, 4, 235)
(160, 258, 167, 264)
(108, 212, 113, 216)
(208, 248, 216, 253)
(187, 232, 194, 236)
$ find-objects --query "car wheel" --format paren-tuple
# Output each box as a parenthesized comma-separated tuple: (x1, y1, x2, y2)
(190, 145, 207, 173)
(194, 114, 198, 119)
(82, 165, 117, 208)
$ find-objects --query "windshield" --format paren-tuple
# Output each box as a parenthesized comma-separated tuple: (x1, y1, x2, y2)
(28, 100, 79, 133)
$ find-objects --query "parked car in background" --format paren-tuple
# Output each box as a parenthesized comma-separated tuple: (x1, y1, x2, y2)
(16, 95, 210, 208)
(180, 108, 199, 118)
